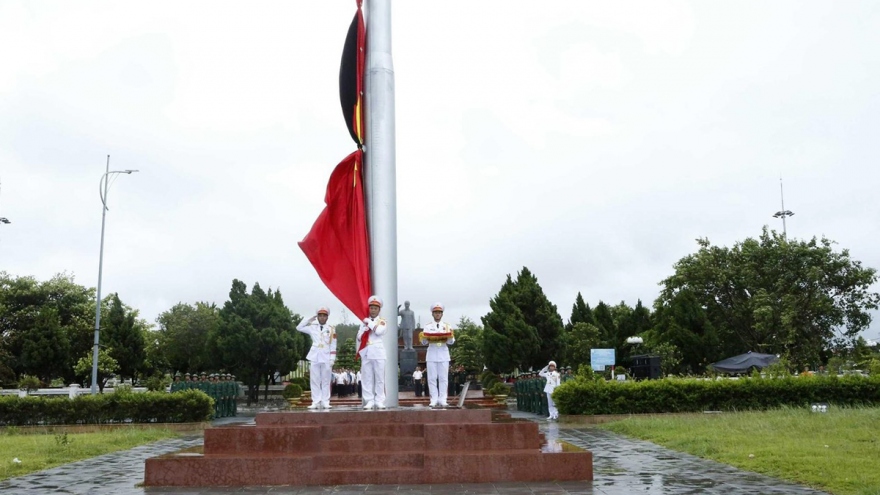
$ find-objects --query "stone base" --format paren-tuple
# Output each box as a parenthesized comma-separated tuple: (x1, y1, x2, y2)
(399, 348, 418, 376)
(144, 409, 592, 487)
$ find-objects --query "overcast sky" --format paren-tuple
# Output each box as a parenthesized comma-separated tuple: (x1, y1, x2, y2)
(1, 1, 878, 342)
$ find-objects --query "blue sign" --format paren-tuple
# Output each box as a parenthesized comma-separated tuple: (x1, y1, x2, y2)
(590, 348, 616, 371)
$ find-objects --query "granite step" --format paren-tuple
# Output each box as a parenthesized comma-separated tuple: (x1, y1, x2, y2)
(315, 451, 424, 469)
(321, 423, 424, 439)
(321, 435, 426, 453)
(314, 466, 424, 486)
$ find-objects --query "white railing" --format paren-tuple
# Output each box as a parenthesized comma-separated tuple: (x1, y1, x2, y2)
(0, 385, 150, 398)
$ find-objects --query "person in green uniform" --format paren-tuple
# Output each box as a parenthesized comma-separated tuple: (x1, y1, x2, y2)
(230, 374, 239, 416)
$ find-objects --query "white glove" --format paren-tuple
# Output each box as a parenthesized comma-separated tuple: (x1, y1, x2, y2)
(363, 317, 371, 325)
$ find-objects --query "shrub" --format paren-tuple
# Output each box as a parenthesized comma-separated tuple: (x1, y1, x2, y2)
(290, 377, 309, 391)
(552, 374, 880, 415)
(480, 370, 500, 390)
(0, 389, 213, 426)
(143, 373, 172, 392)
(488, 382, 509, 397)
(282, 383, 303, 399)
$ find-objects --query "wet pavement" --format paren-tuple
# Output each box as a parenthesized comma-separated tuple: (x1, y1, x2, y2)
(0, 410, 830, 495)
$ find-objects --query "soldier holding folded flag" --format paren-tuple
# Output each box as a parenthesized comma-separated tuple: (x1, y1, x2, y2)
(420, 303, 455, 408)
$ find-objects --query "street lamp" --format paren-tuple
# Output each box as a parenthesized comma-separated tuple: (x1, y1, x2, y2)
(772, 178, 794, 239)
(91, 156, 138, 394)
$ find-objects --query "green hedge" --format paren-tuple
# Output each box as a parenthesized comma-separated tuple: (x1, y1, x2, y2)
(0, 390, 214, 426)
(553, 375, 880, 415)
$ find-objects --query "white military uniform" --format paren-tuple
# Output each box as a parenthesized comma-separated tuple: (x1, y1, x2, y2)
(296, 317, 337, 409)
(356, 314, 387, 408)
(421, 320, 455, 407)
(539, 363, 561, 420)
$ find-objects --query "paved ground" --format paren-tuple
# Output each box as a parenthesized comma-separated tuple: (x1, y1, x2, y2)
(0, 410, 830, 495)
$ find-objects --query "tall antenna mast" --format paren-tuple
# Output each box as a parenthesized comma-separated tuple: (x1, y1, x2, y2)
(772, 177, 794, 239)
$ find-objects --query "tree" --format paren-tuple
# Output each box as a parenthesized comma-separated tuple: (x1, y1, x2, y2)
(103, 293, 146, 383)
(648, 289, 720, 374)
(74, 349, 119, 392)
(335, 338, 359, 371)
(18, 307, 70, 383)
(208, 280, 307, 404)
(334, 323, 359, 345)
(0, 272, 94, 384)
(657, 228, 880, 369)
(481, 267, 563, 372)
(450, 316, 484, 372)
(566, 292, 595, 330)
(156, 302, 219, 374)
(592, 301, 615, 348)
(482, 286, 539, 372)
(560, 322, 601, 372)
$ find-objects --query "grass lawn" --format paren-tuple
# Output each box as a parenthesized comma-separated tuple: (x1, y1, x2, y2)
(0, 427, 180, 481)
(599, 406, 880, 495)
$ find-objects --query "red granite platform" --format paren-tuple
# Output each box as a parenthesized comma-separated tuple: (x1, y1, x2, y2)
(144, 409, 593, 487)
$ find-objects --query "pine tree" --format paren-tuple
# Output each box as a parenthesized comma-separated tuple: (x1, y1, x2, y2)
(481, 267, 564, 372)
(209, 280, 306, 403)
(566, 292, 595, 330)
(592, 301, 615, 348)
(104, 293, 145, 383)
(19, 307, 70, 383)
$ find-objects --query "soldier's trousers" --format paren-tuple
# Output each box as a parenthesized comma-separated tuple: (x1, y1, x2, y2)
(427, 361, 449, 405)
(361, 358, 386, 406)
(309, 361, 332, 405)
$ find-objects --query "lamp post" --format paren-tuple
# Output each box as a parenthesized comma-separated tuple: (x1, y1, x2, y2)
(772, 178, 794, 239)
(91, 156, 138, 395)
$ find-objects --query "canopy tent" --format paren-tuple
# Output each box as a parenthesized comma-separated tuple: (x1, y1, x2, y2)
(710, 352, 779, 374)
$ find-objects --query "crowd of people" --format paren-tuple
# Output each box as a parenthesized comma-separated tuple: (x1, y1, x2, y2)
(169, 371, 239, 417)
(331, 368, 360, 398)
(514, 365, 574, 420)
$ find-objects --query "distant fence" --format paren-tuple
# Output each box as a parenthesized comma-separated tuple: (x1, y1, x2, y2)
(0, 385, 149, 398)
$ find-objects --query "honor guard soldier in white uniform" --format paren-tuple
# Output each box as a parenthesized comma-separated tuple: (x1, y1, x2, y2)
(356, 295, 387, 410)
(539, 360, 561, 420)
(420, 303, 455, 408)
(296, 306, 337, 410)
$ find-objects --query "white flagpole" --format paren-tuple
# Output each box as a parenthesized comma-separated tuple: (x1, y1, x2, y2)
(365, 0, 399, 406)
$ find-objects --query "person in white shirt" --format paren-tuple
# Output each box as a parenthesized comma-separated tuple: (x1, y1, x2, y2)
(295, 306, 337, 410)
(539, 360, 561, 420)
(335, 370, 348, 398)
(356, 295, 387, 410)
(419, 303, 455, 408)
(412, 366, 424, 397)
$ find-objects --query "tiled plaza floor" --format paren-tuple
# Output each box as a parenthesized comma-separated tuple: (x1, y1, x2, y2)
(0, 410, 830, 495)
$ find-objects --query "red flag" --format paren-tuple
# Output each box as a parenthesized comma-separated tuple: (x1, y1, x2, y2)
(299, 150, 372, 321)
(357, 328, 370, 359)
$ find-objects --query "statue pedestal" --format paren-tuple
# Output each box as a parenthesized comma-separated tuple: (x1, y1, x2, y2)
(399, 349, 418, 376)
